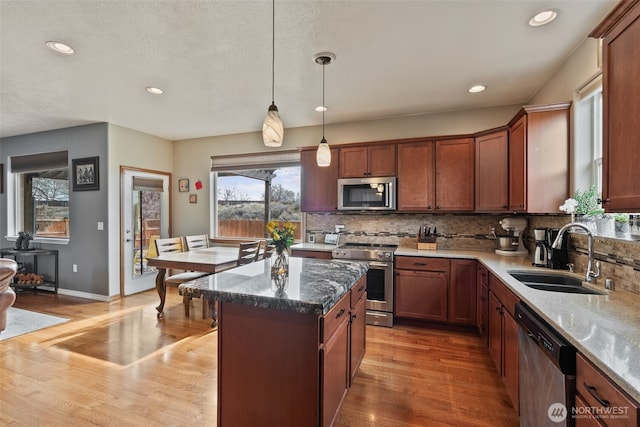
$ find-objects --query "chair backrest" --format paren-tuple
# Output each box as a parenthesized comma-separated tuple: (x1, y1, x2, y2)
(184, 234, 209, 251)
(155, 237, 184, 255)
(237, 241, 261, 266)
(261, 242, 276, 259)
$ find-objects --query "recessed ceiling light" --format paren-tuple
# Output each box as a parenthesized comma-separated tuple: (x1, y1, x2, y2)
(45, 41, 75, 55)
(145, 87, 164, 95)
(468, 85, 486, 93)
(315, 106, 327, 112)
(529, 9, 558, 27)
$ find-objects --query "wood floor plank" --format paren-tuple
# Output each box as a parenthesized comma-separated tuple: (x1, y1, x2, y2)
(1, 287, 518, 426)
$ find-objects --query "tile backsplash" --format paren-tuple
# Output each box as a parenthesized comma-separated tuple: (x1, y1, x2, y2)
(306, 213, 640, 296)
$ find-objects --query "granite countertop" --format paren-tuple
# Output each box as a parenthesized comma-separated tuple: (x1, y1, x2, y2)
(179, 257, 368, 316)
(293, 243, 640, 402)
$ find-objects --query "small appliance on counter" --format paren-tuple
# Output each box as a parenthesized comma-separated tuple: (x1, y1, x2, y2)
(546, 228, 570, 270)
(495, 218, 529, 256)
(533, 228, 549, 267)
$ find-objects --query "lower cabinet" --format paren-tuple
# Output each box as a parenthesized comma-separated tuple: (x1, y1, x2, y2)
(487, 273, 520, 411)
(321, 309, 350, 427)
(476, 264, 489, 344)
(394, 256, 477, 326)
(350, 286, 367, 382)
(291, 249, 333, 259)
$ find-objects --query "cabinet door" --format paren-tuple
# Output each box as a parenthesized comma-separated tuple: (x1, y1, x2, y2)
(395, 269, 448, 321)
(349, 294, 366, 382)
(509, 116, 527, 212)
(488, 291, 503, 373)
(321, 316, 349, 427)
(291, 249, 332, 259)
(368, 144, 396, 177)
(448, 259, 477, 325)
(339, 146, 368, 178)
(600, 2, 640, 211)
(301, 148, 339, 212)
(435, 138, 475, 211)
(475, 130, 508, 212)
(397, 140, 435, 211)
(503, 309, 519, 411)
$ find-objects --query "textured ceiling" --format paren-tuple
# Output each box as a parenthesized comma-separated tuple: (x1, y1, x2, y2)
(0, 0, 617, 141)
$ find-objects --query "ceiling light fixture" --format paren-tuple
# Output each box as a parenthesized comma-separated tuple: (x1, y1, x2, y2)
(262, 0, 284, 147)
(468, 85, 486, 93)
(146, 87, 164, 95)
(314, 52, 335, 167)
(45, 41, 75, 55)
(529, 9, 558, 27)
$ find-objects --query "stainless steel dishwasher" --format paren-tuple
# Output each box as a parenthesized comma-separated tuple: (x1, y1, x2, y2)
(515, 302, 577, 426)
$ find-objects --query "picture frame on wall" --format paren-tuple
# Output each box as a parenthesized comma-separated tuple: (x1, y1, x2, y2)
(189, 194, 197, 204)
(72, 156, 99, 191)
(178, 178, 189, 192)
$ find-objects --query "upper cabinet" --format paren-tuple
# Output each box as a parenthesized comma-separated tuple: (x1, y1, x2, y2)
(397, 139, 435, 212)
(508, 103, 571, 213)
(339, 144, 396, 178)
(300, 147, 339, 213)
(591, 1, 640, 212)
(475, 129, 509, 212)
(435, 138, 475, 212)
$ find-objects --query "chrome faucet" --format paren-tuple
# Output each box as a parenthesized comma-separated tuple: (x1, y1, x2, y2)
(552, 222, 601, 282)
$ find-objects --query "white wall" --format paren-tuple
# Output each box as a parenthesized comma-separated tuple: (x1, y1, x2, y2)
(171, 104, 521, 236)
(107, 124, 173, 297)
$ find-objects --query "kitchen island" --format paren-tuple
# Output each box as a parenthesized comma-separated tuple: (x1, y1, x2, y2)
(179, 257, 368, 427)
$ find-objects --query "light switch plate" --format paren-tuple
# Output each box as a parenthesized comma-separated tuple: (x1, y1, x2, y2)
(97, 222, 104, 230)
(324, 233, 339, 245)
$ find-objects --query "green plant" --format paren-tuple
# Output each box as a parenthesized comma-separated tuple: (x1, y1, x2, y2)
(614, 213, 629, 222)
(573, 185, 604, 216)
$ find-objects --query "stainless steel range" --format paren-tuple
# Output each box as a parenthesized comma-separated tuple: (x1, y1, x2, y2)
(332, 243, 397, 327)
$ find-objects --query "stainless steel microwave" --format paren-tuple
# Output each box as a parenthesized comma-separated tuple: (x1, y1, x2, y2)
(338, 177, 397, 211)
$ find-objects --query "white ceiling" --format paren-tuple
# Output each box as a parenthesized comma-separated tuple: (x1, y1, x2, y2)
(0, 0, 617, 142)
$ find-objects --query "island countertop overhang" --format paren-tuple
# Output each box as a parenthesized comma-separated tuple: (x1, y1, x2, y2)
(179, 257, 369, 315)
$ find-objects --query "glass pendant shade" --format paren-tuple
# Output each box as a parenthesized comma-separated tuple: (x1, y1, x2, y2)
(316, 137, 331, 167)
(263, 103, 284, 147)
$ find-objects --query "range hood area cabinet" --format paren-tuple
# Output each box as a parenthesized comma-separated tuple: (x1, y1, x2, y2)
(591, 1, 640, 212)
(339, 143, 396, 178)
(300, 147, 339, 213)
(508, 103, 571, 213)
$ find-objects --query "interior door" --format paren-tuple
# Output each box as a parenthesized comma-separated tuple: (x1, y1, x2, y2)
(121, 168, 171, 296)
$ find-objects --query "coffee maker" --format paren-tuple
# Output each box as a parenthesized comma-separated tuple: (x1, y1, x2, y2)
(533, 228, 549, 267)
(547, 228, 570, 270)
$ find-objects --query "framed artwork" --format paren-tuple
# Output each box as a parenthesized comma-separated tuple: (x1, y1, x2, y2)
(178, 178, 189, 192)
(189, 194, 197, 204)
(72, 156, 99, 191)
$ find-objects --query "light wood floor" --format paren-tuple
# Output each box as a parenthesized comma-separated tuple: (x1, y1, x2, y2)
(1, 287, 518, 426)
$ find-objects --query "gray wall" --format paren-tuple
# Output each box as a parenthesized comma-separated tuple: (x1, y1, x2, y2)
(0, 123, 110, 296)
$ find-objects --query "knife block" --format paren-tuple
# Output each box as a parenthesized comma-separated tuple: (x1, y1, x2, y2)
(417, 237, 437, 250)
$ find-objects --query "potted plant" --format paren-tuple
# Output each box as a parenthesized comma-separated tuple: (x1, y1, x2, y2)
(571, 185, 611, 234)
(614, 213, 630, 236)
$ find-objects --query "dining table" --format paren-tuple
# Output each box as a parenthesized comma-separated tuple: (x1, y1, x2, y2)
(146, 245, 239, 318)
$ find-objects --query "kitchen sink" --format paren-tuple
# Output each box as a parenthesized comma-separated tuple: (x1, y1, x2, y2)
(508, 271, 604, 295)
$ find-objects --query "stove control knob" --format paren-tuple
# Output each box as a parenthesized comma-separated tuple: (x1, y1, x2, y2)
(385, 252, 391, 259)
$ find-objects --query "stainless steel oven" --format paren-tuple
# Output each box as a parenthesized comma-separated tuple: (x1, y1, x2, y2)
(333, 243, 396, 327)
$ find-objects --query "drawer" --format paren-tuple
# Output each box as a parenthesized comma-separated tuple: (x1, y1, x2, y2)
(350, 275, 366, 308)
(575, 394, 604, 427)
(576, 353, 639, 427)
(321, 293, 351, 343)
(291, 249, 332, 259)
(489, 273, 519, 316)
(395, 256, 450, 272)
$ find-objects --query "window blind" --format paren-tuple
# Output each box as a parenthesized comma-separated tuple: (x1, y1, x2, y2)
(133, 177, 164, 192)
(10, 150, 68, 173)
(211, 150, 300, 172)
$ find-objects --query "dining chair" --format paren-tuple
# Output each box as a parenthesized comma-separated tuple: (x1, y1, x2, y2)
(237, 241, 261, 266)
(184, 234, 209, 251)
(154, 237, 209, 317)
(260, 241, 276, 260)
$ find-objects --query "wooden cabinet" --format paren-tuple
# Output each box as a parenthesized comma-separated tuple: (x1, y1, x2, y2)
(301, 147, 339, 212)
(448, 259, 477, 325)
(397, 139, 435, 212)
(395, 257, 449, 322)
(435, 137, 475, 211)
(576, 353, 640, 427)
(591, 1, 640, 212)
(487, 273, 520, 411)
(291, 249, 332, 259)
(475, 129, 509, 212)
(508, 103, 571, 213)
(339, 144, 396, 178)
(349, 284, 367, 382)
(476, 263, 489, 343)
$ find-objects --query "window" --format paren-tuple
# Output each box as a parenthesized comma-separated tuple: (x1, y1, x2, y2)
(9, 151, 70, 240)
(574, 74, 603, 193)
(211, 151, 301, 240)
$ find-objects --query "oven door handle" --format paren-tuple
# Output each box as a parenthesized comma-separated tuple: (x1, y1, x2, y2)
(368, 261, 391, 269)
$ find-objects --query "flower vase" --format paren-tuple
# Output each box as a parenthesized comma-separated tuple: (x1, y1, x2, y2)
(270, 247, 289, 291)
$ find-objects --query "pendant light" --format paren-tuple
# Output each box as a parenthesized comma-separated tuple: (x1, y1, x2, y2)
(314, 52, 335, 167)
(262, 0, 284, 147)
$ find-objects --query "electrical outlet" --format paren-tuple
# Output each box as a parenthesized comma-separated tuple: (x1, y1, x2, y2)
(73, 264, 78, 273)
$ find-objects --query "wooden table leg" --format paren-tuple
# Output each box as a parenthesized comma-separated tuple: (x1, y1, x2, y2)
(155, 268, 167, 318)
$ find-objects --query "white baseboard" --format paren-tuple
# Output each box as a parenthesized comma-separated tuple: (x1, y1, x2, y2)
(56, 288, 114, 302)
